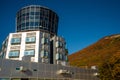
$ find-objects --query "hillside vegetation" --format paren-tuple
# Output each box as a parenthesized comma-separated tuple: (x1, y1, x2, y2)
(68, 34, 120, 68)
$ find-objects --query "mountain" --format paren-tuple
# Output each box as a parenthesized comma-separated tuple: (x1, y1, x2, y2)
(68, 34, 120, 68)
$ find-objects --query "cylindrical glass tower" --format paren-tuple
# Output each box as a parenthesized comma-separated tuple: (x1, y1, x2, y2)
(16, 5, 59, 35)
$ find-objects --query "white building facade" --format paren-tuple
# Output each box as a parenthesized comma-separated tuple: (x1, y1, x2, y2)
(1, 31, 68, 66)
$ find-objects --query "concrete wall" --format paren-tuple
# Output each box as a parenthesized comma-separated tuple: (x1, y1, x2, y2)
(0, 59, 99, 80)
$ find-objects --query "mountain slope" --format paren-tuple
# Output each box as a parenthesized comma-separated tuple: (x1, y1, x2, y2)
(68, 34, 120, 68)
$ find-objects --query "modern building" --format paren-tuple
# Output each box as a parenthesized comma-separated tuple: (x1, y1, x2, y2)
(0, 5, 99, 80)
(1, 5, 67, 66)
(16, 5, 58, 36)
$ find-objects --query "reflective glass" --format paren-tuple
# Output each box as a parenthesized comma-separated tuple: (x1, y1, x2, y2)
(35, 22, 39, 26)
(56, 53, 63, 60)
(16, 6, 58, 35)
(9, 51, 19, 58)
(41, 50, 49, 58)
(35, 12, 40, 15)
(56, 41, 62, 47)
(24, 50, 35, 56)
(30, 22, 34, 26)
(30, 16, 34, 19)
(41, 38, 49, 44)
(21, 23, 25, 27)
(11, 38, 21, 44)
(26, 37, 36, 43)
(31, 12, 34, 15)
(35, 16, 40, 19)
(26, 22, 29, 26)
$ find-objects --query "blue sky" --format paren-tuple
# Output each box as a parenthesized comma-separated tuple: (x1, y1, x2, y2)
(0, 0, 120, 54)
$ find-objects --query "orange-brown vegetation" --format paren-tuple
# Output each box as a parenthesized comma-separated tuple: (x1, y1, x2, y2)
(68, 34, 120, 68)
(99, 51, 120, 79)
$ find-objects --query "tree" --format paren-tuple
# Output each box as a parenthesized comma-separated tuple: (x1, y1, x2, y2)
(99, 52, 120, 80)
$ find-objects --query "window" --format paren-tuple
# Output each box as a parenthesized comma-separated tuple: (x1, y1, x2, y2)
(56, 53, 59, 60)
(0, 78, 10, 80)
(31, 12, 34, 15)
(41, 50, 49, 58)
(30, 22, 34, 26)
(9, 51, 19, 58)
(35, 16, 40, 19)
(35, 12, 40, 15)
(65, 55, 68, 61)
(30, 16, 34, 19)
(21, 23, 25, 27)
(41, 38, 49, 44)
(26, 22, 29, 26)
(26, 37, 36, 43)
(24, 50, 35, 56)
(56, 41, 62, 48)
(35, 22, 39, 26)
(11, 38, 21, 44)
(56, 53, 63, 60)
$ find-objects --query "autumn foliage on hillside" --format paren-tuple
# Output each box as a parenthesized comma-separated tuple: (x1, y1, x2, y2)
(99, 51, 120, 80)
(68, 34, 120, 68)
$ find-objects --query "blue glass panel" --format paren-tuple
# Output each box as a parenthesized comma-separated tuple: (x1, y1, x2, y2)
(26, 22, 29, 26)
(21, 23, 25, 27)
(30, 22, 34, 26)
(11, 38, 21, 44)
(24, 50, 35, 56)
(30, 16, 34, 19)
(9, 51, 19, 58)
(35, 16, 40, 19)
(35, 12, 40, 15)
(26, 37, 36, 43)
(35, 22, 39, 26)
(31, 12, 34, 15)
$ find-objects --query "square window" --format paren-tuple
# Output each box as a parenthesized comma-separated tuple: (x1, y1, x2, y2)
(30, 22, 34, 26)
(31, 12, 34, 15)
(35, 22, 39, 26)
(26, 22, 29, 26)
(35, 12, 40, 15)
